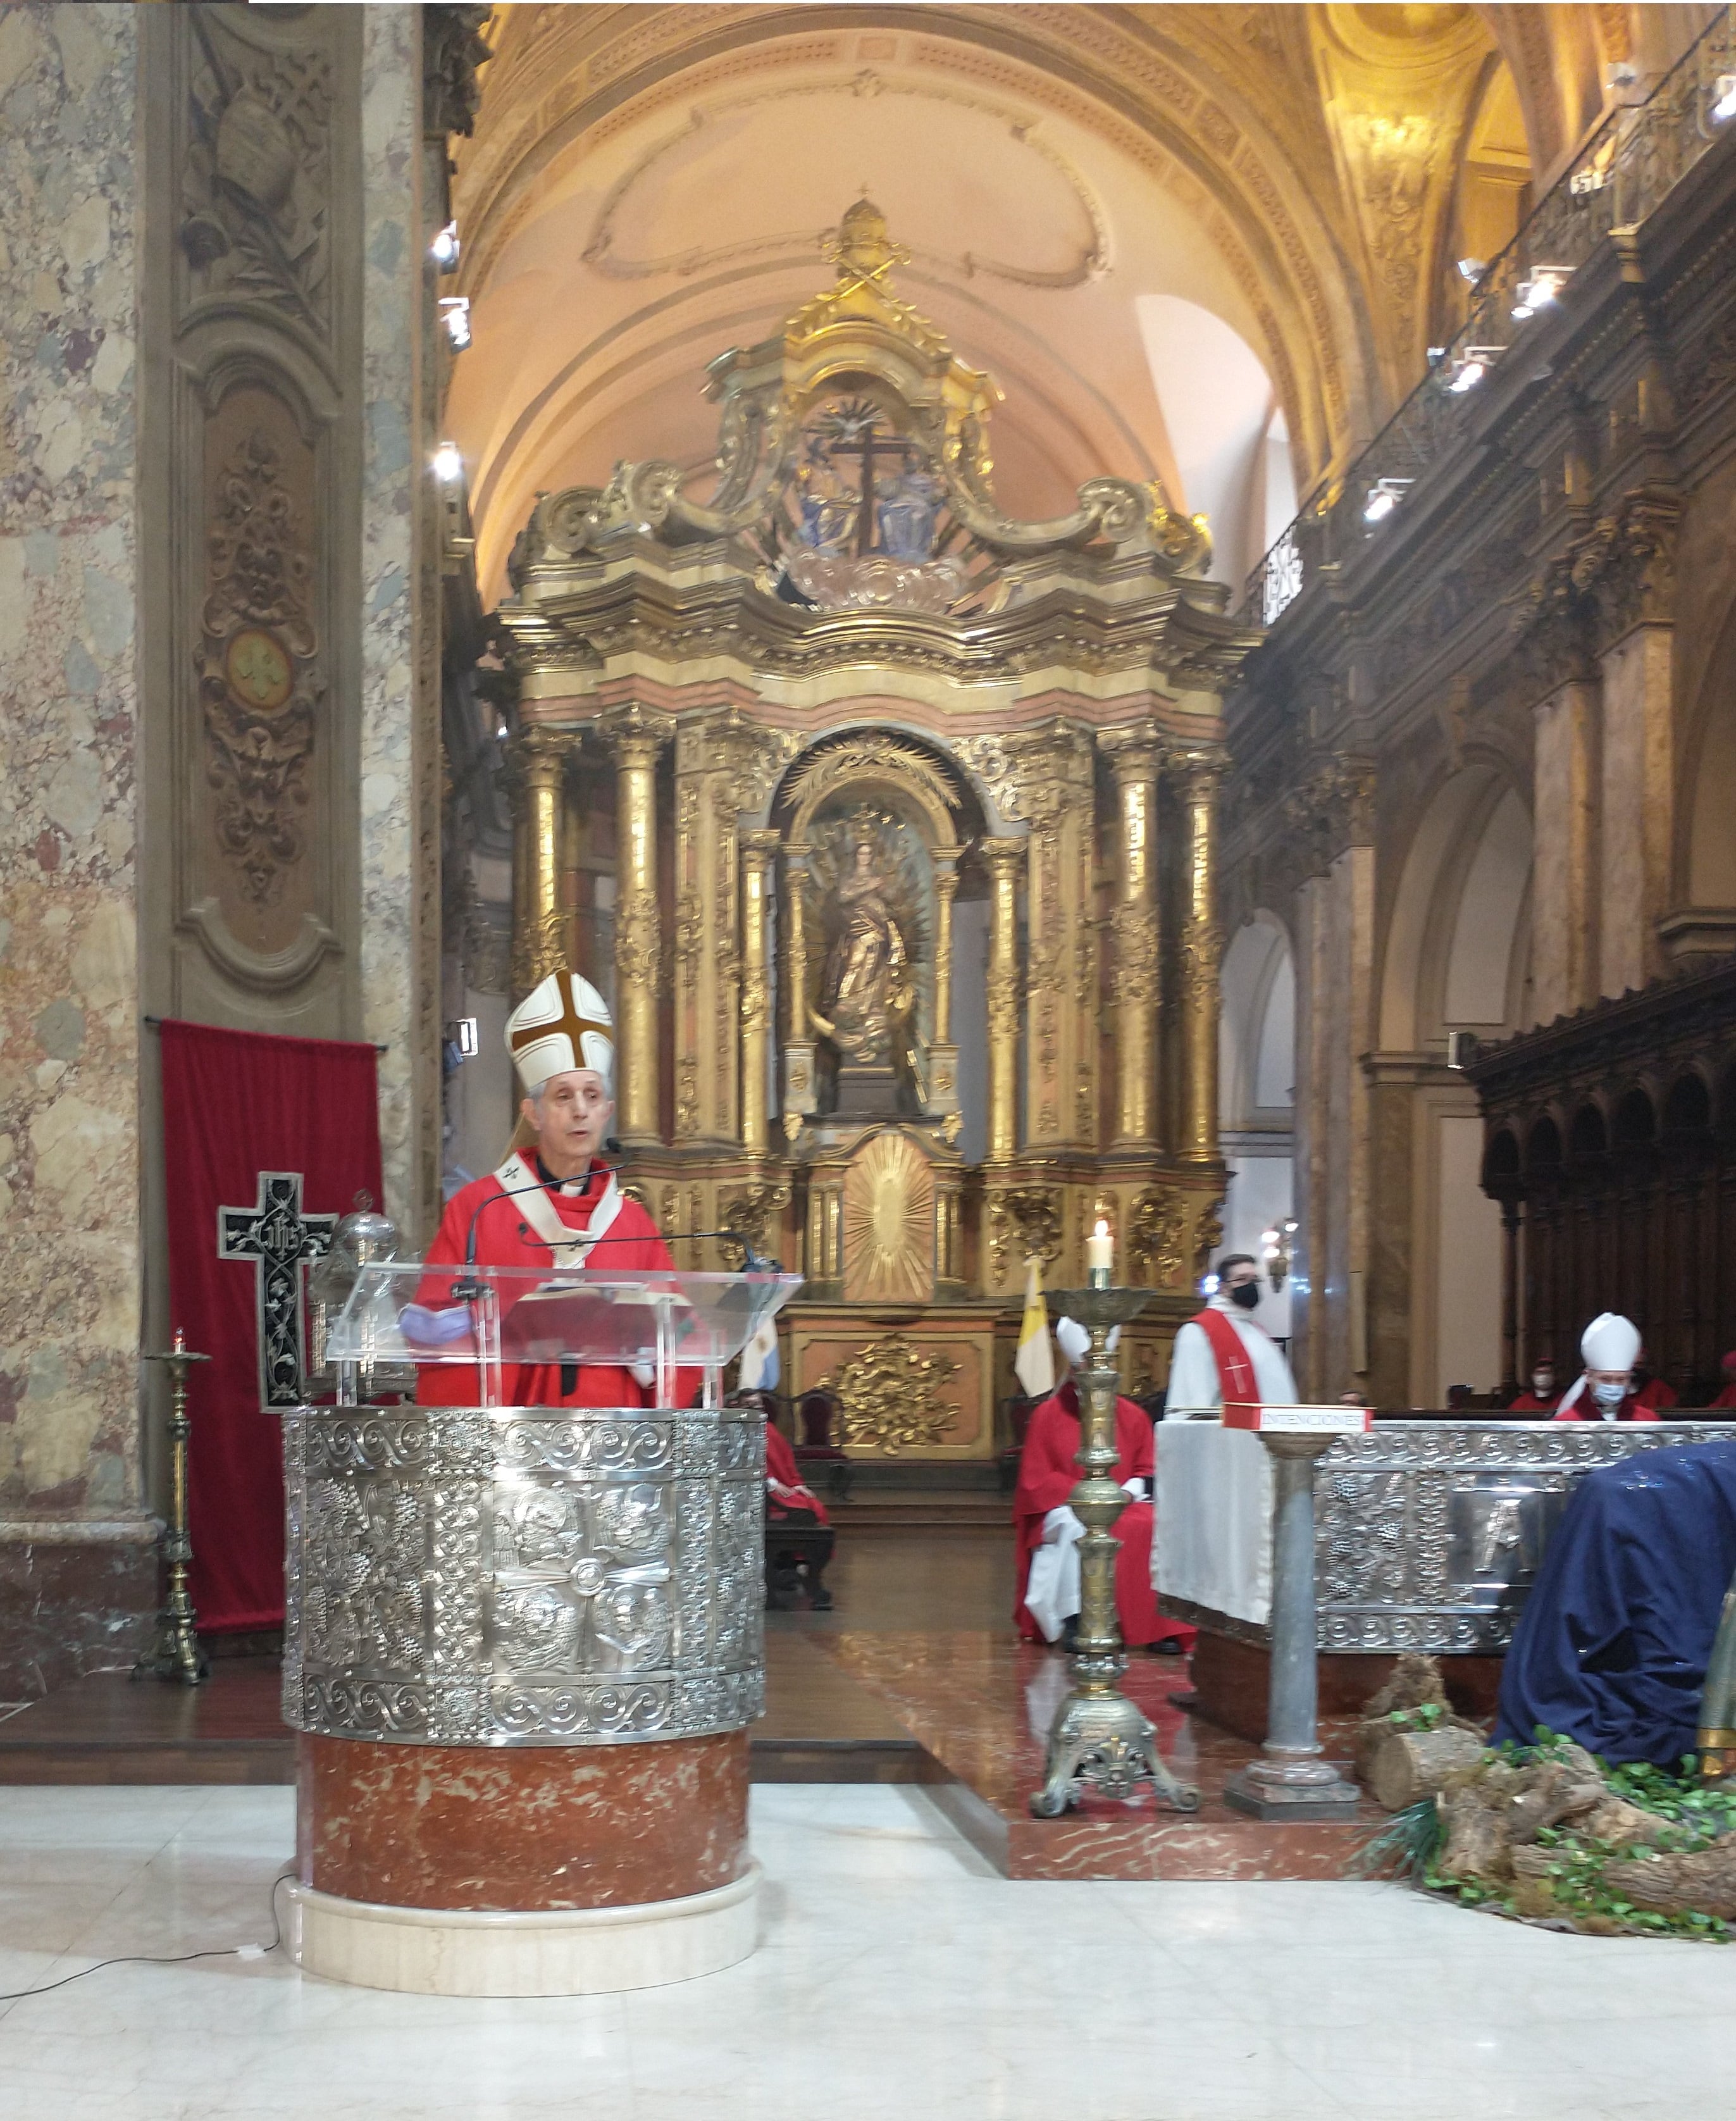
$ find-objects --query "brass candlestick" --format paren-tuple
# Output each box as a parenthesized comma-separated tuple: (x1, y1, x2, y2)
(1029, 1286, 1200, 1819)
(136, 1330, 212, 1686)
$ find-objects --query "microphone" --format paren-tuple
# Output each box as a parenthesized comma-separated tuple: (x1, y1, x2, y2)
(462, 1154, 628, 1268)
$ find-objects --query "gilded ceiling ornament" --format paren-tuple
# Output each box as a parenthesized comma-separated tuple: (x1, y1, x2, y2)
(822, 1331, 958, 1454)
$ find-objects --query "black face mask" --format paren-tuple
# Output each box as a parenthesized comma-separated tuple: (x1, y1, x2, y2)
(1227, 1280, 1261, 1311)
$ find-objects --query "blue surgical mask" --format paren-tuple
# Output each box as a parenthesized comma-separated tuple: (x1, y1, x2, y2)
(1591, 1380, 1626, 1410)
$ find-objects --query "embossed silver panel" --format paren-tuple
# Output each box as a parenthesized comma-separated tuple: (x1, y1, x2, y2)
(1312, 1422, 1736, 1653)
(1167, 1423, 1736, 1655)
(282, 1406, 766, 1743)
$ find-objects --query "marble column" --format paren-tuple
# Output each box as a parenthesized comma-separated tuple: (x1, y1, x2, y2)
(739, 831, 779, 1158)
(983, 838, 1024, 1164)
(1100, 730, 1162, 1150)
(0, 4, 157, 1690)
(604, 710, 671, 1148)
(508, 727, 569, 997)
(1175, 748, 1227, 1169)
(359, 3, 443, 1243)
(1530, 679, 1599, 1023)
(1597, 624, 1673, 998)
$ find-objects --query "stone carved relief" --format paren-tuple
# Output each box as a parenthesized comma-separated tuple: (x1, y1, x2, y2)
(183, 14, 333, 334)
(423, 6, 493, 141)
(200, 423, 321, 910)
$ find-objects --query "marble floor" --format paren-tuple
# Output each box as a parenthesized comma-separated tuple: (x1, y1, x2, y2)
(0, 1784, 1726, 2121)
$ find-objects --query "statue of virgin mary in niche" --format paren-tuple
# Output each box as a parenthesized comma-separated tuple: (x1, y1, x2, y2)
(814, 837, 910, 1066)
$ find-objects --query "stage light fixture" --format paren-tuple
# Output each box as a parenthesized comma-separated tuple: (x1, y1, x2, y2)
(440, 295, 471, 349)
(1444, 347, 1502, 395)
(1456, 257, 1487, 285)
(1511, 267, 1570, 321)
(1713, 73, 1736, 122)
(431, 221, 461, 270)
(432, 440, 464, 483)
(1363, 478, 1411, 523)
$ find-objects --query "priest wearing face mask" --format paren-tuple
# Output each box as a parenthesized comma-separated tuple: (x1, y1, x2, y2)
(1508, 1358, 1561, 1414)
(1161, 1253, 1298, 1419)
(1551, 1314, 1659, 1424)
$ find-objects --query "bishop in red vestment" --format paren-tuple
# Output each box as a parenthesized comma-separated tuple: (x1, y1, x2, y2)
(412, 971, 686, 1410)
(1013, 1319, 1194, 1652)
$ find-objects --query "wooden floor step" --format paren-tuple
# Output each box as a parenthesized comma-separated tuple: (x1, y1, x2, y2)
(830, 1494, 1011, 1532)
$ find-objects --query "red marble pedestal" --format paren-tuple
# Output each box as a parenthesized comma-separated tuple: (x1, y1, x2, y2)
(288, 1731, 756, 1995)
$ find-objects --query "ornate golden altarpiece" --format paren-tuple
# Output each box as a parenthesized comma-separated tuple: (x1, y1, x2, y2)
(495, 204, 1260, 1459)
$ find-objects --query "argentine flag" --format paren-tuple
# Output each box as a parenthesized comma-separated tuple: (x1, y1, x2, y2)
(738, 1312, 780, 1393)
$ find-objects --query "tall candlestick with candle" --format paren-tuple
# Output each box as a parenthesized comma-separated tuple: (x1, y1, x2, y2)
(1086, 1218, 1113, 1290)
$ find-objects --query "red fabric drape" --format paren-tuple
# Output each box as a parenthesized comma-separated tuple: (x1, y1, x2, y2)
(159, 1020, 382, 1633)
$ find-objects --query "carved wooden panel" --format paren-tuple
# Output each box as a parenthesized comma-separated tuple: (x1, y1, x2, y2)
(151, 2, 361, 1033)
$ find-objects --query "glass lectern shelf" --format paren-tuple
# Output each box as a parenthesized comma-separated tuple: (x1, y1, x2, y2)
(305, 1261, 804, 1410)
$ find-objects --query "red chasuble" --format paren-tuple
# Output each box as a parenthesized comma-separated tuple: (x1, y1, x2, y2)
(1507, 1389, 1561, 1413)
(416, 1154, 684, 1409)
(1553, 1389, 1658, 1424)
(765, 1422, 831, 1526)
(1011, 1383, 1194, 1650)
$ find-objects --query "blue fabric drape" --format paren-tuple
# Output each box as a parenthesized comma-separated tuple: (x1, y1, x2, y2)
(1494, 1443, 1736, 1765)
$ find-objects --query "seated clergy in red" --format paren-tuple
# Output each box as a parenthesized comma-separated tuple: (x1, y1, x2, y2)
(1710, 1351, 1736, 1410)
(1014, 1316, 1196, 1653)
(1507, 1357, 1561, 1413)
(1631, 1346, 1679, 1413)
(1553, 1313, 1659, 1424)
(416, 971, 685, 1410)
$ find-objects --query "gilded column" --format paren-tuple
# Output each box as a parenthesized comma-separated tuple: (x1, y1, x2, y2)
(1013, 726, 1096, 1150)
(927, 845, 962, 1121)
(1099, 728, 1162, 1149)
(1175, 746, 1226, 1168)
(739, 830, 779, 1158)
(781, 840, 817, 1133)
(602, 708, 671, 1146)
(508, 726, 570, 996)
(983, 837, 1024, 1164)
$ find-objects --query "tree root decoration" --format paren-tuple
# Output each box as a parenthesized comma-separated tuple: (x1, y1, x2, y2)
(1354, 1729, 1736, 1941)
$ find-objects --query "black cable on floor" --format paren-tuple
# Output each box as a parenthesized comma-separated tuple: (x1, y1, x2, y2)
(0, 1867, 295, 2003)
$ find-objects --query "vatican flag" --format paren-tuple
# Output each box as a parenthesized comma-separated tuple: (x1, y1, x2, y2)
(1012, 1256, 1055, 1398)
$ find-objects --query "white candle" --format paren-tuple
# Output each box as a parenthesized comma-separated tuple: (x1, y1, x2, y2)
(1086, 1218, 1113, 1284)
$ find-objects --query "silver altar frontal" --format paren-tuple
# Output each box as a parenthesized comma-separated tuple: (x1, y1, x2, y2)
(280, 1259, 800, 1999)
(282, 1399, 768, 1747)
(1158, 1417, 1736, 1654)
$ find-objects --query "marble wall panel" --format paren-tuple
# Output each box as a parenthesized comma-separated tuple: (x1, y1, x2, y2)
(359, 6, 442, 1245)
(0, 8, 146, 1536)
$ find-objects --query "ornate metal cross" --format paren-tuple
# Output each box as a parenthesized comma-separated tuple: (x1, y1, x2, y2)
(218, 1171, 337, 1409)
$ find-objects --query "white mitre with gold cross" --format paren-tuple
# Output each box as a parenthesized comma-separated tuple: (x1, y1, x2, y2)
(505, 971, 614, 1092)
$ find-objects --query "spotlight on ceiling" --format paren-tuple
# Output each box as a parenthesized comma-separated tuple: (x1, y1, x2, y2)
(432, 440, 464, 483)
(440, 295, 471, 349)
(1511, 266, 1571, 321)
(1444, 347, 1503, 395)
(1713, 73, 1736, 122)
(1363, 478, 1412, 524)
(431, 221, 461, 270)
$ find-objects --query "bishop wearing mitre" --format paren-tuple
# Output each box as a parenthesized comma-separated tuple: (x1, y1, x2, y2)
(1014, 1317, 1196, 1653)
(416, 971, 681, 1409)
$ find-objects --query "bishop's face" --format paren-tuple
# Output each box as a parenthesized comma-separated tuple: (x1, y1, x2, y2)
(524, 1067, 614, 1179)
